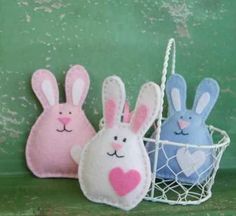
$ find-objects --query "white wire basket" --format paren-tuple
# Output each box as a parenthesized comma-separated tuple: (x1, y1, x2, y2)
(144, 38, 230, 205)
(144, 125, 229, 205)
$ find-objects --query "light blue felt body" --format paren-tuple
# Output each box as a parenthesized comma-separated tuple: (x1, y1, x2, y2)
(146, 74, 220, 184)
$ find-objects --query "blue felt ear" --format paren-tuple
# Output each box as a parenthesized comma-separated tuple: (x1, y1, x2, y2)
(166, 74, 187, 116)
(192, 78, 220, 121)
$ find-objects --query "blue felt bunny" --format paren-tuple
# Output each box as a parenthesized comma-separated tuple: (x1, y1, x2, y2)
(146, 73, 220, 184)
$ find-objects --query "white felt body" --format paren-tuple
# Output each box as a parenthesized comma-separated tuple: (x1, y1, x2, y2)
(77, 76, 160, 210)
(79, 125, 151, 211)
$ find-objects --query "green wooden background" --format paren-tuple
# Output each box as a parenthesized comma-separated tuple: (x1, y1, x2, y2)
(0, 0, 235, 176)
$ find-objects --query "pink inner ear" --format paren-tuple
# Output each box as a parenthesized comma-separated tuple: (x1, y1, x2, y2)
(131, 104, 148, 133)
(123, 101, 131, 123)
(105, 99, 116, 128)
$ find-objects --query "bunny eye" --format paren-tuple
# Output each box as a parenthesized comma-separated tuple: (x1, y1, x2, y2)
(59, 112, 62, 115)
(180, 116, 183, 119)
(69, 111, 72, 114)
(123, 138, 127, 143)
(189, 116, 192, 120)
(114, 136, 118, 141)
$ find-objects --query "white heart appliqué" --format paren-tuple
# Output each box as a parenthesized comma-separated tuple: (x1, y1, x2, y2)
(176, 148, 206, 177)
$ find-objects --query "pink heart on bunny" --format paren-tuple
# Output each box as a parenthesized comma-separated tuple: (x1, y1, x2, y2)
(109, 167, 141, 196)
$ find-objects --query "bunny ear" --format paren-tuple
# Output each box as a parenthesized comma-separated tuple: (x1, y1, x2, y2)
(32, 69, 59, 109)
(130, 82, 161, 136)
(65, 65, 90, 107)
(192, 78, 220, 121)
(166, 74, 187, 115)
(102, 76, 125, 128)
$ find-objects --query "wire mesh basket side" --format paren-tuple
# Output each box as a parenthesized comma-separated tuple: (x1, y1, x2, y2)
(144, 124, 230, 205)
(145, 38, 230, 205)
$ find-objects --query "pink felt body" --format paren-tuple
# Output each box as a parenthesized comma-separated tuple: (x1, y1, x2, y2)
(26, 104, 95, 178)
(26, 65, 95, 178)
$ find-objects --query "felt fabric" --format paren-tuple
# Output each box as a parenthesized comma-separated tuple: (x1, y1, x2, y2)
(146, 73, 220, 184)
(72, 76, 161, 210)
(26, 65, 96, 178)
(123, 102, 132, 123)
(109, 167, 141, 196)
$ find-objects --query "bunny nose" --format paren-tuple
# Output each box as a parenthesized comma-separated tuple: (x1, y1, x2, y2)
(58, 117, 71, 125)
(112, 143, 123, 151)
(178, 119, 190, 129)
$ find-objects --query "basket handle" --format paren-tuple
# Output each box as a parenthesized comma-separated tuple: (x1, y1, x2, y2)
(154, 38, 176, 143)
(150, 38, 176, 198)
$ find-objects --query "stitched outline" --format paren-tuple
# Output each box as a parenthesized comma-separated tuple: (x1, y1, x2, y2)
(102, 77, 125, 128)
(79, 79, 160, 210)
(65, 65, 89, 107)
(26, 66, 95, 178)
(26, 108, 95, 178)
(131, 82, 160, 137)
(32, 70, 59, 109)
(79, 126, 151, 210)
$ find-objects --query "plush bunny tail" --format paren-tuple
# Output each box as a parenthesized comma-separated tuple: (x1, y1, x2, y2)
(70, 145, 82, 164)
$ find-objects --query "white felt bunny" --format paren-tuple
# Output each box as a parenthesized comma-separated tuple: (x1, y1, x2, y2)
(71, 76, 161, 210)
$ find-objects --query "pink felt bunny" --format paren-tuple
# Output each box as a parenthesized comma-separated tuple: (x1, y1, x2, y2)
(71, 76, 161, 210)
(26, 65, 96, 178)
